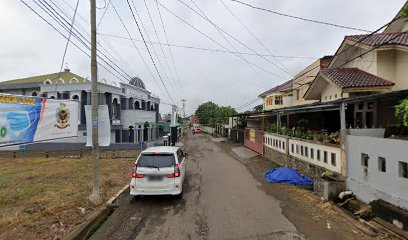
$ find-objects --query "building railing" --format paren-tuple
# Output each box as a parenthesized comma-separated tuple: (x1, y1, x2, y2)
(264, 133, 286, 154)
(288, 138, 341, 173)
(264, 132, 342, 174)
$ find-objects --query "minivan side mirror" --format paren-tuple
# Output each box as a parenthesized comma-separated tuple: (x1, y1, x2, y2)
(184, 153, 188, 158)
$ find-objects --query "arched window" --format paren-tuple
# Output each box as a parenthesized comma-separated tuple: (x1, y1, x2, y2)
(150, 105, 154, 111)
(71, 95, 79, 100)
(31, 92, 38, 97)
(49, 96, 56, 99)
(70, 78, 79, 83)
(135, 101, 140, 109)
(101, 78, 108, 84)
(112, 98, 119, 119)
(44, 79, 52, 85)
(56, 78, 65, 84)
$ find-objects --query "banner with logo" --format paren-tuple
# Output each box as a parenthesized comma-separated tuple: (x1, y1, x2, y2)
(0, 94, 78, 147)
(250, 129, 256, 142)
(85, 105, 111, 147)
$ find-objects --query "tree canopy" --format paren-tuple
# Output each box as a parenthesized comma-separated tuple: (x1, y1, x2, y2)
(194, 101, 237, 126)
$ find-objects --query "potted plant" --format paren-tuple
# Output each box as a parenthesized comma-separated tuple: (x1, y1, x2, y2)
(330, 131, 340, 144)
(313, 131, 323, 142)
(322, 133, 332, 143)
(305, 130, 313, 140)
(266, 123, 277, 133)
(279, 126, 287, 135)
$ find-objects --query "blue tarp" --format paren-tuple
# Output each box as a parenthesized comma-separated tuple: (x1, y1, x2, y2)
(264, 167, 314, 186)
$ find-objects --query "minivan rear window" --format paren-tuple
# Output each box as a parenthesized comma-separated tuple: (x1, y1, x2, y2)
(137, 154, 176, 168)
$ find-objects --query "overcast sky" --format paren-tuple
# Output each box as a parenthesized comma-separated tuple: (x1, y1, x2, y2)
(0, 0, 406, 115)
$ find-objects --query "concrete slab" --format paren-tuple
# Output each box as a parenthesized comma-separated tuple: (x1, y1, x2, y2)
(232, 146, 260, 159)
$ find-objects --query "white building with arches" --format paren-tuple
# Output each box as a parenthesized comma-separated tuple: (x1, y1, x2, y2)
(0, 69, 161, 144)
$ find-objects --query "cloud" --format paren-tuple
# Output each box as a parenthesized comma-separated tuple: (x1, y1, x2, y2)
(0, 0, 405, 115)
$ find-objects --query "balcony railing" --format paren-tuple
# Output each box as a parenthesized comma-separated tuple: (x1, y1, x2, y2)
(264, 132, 341, 174)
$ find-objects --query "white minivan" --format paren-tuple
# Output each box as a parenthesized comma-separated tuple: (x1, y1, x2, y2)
(130, 146, 187, 197)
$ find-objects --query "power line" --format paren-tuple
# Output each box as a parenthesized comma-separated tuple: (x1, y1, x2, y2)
(19, 0, 129, 84)
(129, 0, 181, 100)
(39, 0, 133, 82)
(126, 0, 176, 105)
(155, 0, 185, 99)
(54, 0, 139, 78)
(110, 1, 171, 103)
(218, 0, 293, 75)
(288, 17, 401, 92)
(34, 0, 130, 83)
(178, 0, 293, 78)
(57, 0, 79, 80)
(229, 0, 371, 32)
(97, 0, 111, 29)
(140, 0, 183, 98)
(187, 0, 266, 81)
(99, 32, 318, 59)
(154, 0, 289, 82)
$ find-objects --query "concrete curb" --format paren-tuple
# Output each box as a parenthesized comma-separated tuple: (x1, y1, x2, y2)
(106, 184, 130, 208)
(64, 185, 130, 240)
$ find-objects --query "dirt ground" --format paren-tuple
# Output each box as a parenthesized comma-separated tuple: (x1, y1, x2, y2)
(0, 155, 136, 240)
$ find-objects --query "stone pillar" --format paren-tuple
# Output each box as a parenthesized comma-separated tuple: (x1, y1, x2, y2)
(86, 92, 91, 105)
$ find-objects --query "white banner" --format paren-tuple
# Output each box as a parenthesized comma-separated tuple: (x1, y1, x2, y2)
(85, 105, 111, 147)
(0, 94, 78, 147)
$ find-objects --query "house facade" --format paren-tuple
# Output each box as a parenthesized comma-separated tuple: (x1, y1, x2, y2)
(247, 3, 408, 213)
(259, 79, 293, 111)
(0, 69, 161, 145)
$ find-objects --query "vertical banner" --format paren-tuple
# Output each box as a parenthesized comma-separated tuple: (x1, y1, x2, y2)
(0, 94, 78, 147)
(85, 105, 111, 147)
(250, 129, 256, 142)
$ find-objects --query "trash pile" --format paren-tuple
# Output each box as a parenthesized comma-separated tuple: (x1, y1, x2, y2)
(264, 167, 314, 186)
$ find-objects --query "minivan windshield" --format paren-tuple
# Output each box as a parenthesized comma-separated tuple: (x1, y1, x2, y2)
(137, 153, 176, 168)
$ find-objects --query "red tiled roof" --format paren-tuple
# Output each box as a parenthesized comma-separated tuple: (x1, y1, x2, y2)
(258, 79, 293, 97)
(345, 32, 408, 47)
(320, 68, 395, 89)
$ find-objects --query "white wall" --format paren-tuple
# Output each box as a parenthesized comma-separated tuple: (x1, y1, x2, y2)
(377, 50, 396, 83)
(346, 135, 408, 210)
(121, 110, 156, 128)
(395, 50, 408, 91)
(349, 128, 385, 138)
(320, 83, 342, 102)
(343, 49, 377, 76)
(263, 93, 292, 111)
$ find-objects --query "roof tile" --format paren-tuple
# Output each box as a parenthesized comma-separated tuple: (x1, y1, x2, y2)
(320, 68, 395, 88)
(345, 32, 408, 47)
(258, 79, 293, 97)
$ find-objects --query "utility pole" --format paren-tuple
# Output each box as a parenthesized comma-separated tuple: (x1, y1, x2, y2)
(181, 99, 186, 118)
(89, 0, 101, 204)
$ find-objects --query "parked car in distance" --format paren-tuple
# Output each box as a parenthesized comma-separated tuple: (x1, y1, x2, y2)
(130, 146, 187, 197)
(194, 128, 202, 133)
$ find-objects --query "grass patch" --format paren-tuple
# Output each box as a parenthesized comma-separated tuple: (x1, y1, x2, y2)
(0, 155, 137, 240)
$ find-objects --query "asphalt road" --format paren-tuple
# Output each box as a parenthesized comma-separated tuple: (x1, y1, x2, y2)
(91, 133, 305, 240)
